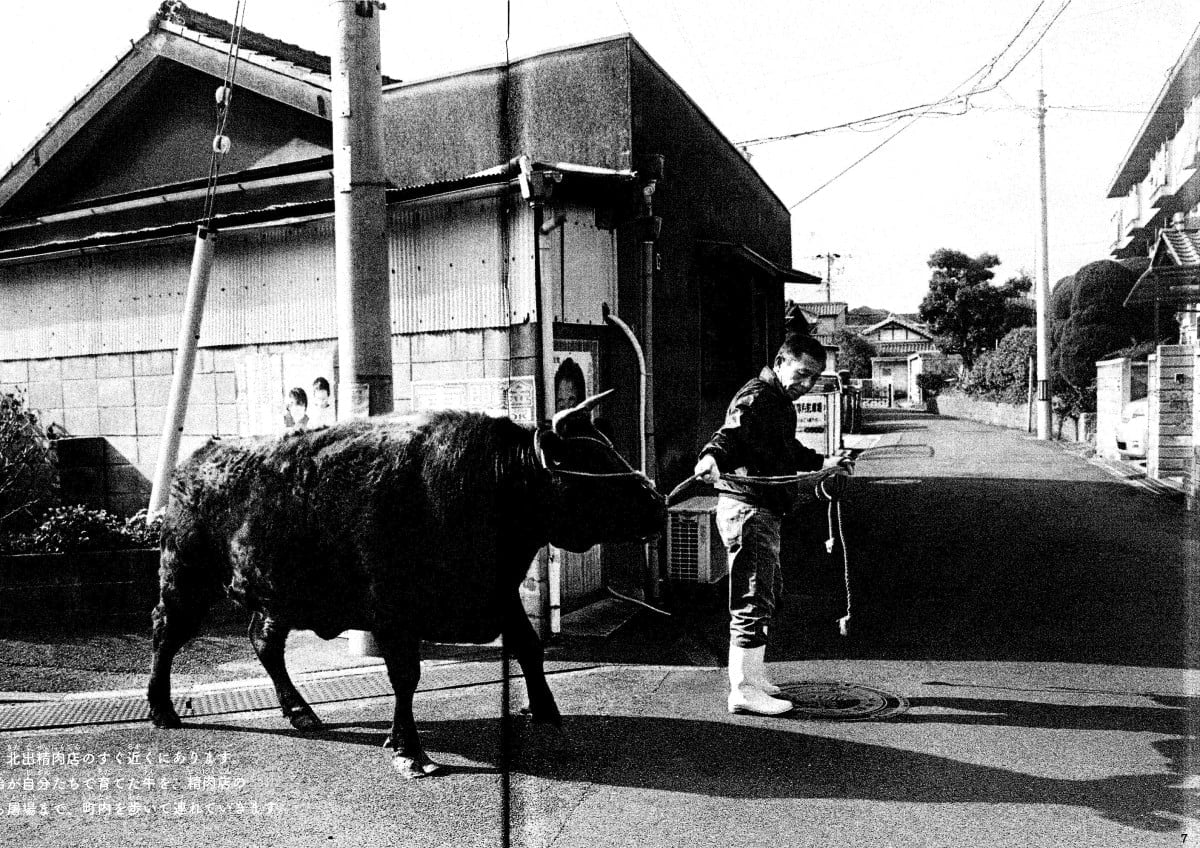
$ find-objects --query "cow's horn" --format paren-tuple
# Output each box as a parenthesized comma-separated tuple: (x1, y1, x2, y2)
(551, 389, 614, 432)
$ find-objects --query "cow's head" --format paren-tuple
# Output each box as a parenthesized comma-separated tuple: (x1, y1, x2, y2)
(536, 390, 666, 553)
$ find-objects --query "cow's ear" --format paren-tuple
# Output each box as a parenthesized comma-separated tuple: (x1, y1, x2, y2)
(552, 389, 614, 437)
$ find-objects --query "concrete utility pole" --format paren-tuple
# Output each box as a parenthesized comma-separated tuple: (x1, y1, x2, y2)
(332, 0, 392, 657)
(815, 252, 840, 303)
(331, 0, 393, 421)
(1035, 87, 1052, 440)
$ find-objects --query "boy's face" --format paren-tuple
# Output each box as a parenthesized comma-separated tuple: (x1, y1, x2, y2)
(773, 353, 824, 400)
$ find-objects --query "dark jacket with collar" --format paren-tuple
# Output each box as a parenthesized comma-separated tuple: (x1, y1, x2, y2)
(700, 366, 824, 515)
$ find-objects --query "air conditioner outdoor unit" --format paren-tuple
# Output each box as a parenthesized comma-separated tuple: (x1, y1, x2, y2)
(666, 495, 728, 583)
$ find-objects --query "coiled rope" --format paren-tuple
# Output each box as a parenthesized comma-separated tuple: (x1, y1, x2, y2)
(667, 466, 854, 636)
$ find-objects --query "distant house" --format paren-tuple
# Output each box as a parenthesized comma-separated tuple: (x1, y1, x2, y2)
(861, 314, 935, 398)
(792, 301, 847, 345)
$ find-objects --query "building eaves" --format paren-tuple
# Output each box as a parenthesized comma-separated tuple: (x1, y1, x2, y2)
(155, 1, 397, 84)
(0, 161, 628, 265)
(1125, 227, 1200, 306)
(699, 240, 822, 284)
(1107, 21, 1200, 199)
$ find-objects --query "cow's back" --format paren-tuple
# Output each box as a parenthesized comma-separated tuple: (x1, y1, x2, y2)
(163, 413, 541, 640)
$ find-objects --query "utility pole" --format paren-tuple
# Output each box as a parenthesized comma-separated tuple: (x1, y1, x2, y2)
(1035, 86, 1052, 440)
(815, 252, 840, 303)
(332, 0, 392, 657)
(331, 0, 393, 421)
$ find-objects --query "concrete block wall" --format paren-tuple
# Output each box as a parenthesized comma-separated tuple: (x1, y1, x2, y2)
(52, 436, 150, 518)
(0, 328, 526, 508)
(1148, 345, 1194, 482)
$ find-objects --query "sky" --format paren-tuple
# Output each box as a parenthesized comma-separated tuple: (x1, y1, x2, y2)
(0, 0, 1193, 313)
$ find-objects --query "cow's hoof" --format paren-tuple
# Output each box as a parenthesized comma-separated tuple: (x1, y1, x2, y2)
(391, 754, 442, 779)
(149, 705, 182, 729)
(287, 708, 324, 732)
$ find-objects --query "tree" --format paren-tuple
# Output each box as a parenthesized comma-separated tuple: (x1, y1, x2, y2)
(1051, 259, 1170, 406)
(918, 248, 1034, 367)
(831, 328, 876, 377)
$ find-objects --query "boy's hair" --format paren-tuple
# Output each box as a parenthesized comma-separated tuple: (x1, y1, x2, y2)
(776, 331, 826, 365)
(313, 377, 330, 394)
(288, 387, 308, 407)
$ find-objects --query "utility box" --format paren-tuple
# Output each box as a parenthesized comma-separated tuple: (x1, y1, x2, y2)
(666, 496, 728, 583)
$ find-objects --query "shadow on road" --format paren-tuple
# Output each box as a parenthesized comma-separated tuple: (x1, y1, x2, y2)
(182, 708, 1194, 834)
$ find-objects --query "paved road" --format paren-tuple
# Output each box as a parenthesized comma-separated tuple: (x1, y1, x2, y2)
(0, 408, 1196, 847)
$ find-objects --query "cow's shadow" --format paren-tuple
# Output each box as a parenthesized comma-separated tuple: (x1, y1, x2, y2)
(190, 698, 1196, 833)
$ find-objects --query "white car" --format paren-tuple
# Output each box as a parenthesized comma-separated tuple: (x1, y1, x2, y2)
(1116, 397, 1148, 459)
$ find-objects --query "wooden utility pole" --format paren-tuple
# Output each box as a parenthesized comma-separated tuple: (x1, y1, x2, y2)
(1035, 86, 1052, 440)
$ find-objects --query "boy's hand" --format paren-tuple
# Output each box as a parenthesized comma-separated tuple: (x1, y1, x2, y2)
(822, 455, 854, 475)
(694, 454, 721, 484)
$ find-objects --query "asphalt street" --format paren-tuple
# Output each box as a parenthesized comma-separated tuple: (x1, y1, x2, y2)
(0, 407, 1196, 847)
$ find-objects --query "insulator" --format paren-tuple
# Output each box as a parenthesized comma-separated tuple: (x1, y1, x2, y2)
(212, 135, 231, 155)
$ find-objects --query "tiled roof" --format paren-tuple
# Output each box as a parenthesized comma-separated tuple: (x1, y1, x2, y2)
(155, 1, 398, 84)
(792, 301, 847, 317)
(1161, 228, 1200, 267)
(861, 314, 932, 338)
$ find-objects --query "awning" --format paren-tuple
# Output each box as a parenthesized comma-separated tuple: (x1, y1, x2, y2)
(698, 240, 822, 284)
(1125, 228, 1200, 306)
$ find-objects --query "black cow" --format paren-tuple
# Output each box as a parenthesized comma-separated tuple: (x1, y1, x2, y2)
(146, 391, 664, 778)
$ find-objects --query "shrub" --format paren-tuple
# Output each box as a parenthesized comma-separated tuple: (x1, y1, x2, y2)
(963, 326, 1036, 403)
(0, 505, 160, 555)
(0, 391, 58, 533)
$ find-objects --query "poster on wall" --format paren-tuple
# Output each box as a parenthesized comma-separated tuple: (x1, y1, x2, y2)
(237, 349, 336, 435)
(551, 348, 595, 412)
(411, 377, 537, 423)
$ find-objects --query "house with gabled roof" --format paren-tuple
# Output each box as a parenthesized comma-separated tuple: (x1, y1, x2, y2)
(860, 314, 936, 398)
(0, 2, 821, 613)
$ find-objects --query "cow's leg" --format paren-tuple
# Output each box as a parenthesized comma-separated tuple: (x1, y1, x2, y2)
(377, 631, 440, 779)
(148, 551, 213, 728)
(504, 593, 561, 726)
(247, 612, 322, 731)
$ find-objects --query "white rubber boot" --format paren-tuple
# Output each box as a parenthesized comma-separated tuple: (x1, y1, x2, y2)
(744, 647, 782, 696)
(728, 645, 793, 716)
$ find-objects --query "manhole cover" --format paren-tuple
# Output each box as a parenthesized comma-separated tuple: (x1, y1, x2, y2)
(869, 479, 922, 486)
(777, 680, 908, 721)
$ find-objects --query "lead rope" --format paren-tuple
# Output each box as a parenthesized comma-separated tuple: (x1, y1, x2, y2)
(818, 478, 852, 637)
(668, 469, 853, 637)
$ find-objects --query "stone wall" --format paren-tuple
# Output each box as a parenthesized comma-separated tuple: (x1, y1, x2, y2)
(936, 392, 1030, 431)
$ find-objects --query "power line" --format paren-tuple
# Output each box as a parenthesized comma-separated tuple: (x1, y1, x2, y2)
(742, 0, 1071, 148)
(786, 0, 1073, 208)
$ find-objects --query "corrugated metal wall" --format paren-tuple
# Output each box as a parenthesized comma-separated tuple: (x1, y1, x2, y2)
(389, 194, 527, 331)
(0, 191, 617, 361)
(0, 222, 339, 358)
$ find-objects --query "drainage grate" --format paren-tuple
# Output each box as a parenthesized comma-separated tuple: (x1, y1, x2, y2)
(0, 661, 595, 733)
(0, 670, 396, 733)
(777, 680, 908, 721)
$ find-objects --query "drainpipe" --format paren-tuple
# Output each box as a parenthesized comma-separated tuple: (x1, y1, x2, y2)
(602, 303, 646, 474)
(520, 156, 557, 639)
(633, 154, 663, 600)
(147, 226, 216, 517)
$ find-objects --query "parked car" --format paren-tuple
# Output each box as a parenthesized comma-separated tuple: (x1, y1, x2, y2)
(1116, 397, 1148, 459)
